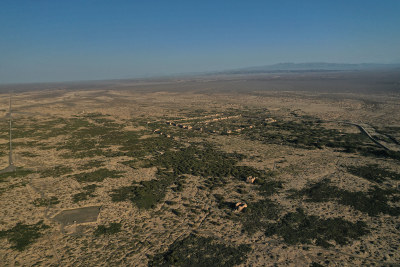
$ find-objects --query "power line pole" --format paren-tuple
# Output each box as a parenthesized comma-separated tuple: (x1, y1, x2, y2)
(0, 93, 16, 174)
(9, 93, 13, 166)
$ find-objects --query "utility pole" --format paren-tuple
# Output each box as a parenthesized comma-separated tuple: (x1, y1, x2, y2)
(0, 93, 16, 174)
(9, 93, 13, 166)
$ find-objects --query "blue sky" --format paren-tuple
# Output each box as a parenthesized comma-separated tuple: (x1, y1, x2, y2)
(1, 1, 399, 83)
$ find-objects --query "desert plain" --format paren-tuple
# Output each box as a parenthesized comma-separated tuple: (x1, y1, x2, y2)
(0, 71, 400, 266)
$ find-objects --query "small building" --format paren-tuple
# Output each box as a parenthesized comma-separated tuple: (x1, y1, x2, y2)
(246, 176, 256, 184)
(234, 202, 247, 212)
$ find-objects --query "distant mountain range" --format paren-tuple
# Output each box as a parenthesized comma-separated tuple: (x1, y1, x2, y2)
(218, 62, 400, 74)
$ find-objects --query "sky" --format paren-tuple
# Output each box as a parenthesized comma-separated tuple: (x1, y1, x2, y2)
(0, 0, 399, 84)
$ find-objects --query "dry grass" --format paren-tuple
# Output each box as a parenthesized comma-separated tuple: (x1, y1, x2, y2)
(0, 80, 399, 266)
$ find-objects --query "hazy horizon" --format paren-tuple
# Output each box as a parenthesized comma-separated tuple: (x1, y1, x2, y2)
(1, 1, 400, 84)
(1, 61, 400, 86)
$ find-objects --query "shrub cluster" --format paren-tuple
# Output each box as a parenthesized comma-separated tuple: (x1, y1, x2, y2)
(0, 221, 49, 251)
(149, 234, 251, 266)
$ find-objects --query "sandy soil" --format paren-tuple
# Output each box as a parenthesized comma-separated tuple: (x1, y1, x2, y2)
(0, 75, 399, 266)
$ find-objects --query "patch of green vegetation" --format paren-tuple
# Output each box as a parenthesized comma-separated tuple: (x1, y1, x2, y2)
(94, 222, 121, 236)
(12, 121, 40, 139)
(0, 221, 50, 251)
(78, 160, 105, 170)
(165, 200, 177, 205)
(120, 159, 138, 169)
(73, 168, 123, 183)
(149, 234, 251, 267)
(61, 148, 105, 159)
(32, 196, 60, 207)
(112, 143, 279, 209)
(254, 177, 282, 196)
(246, 117, 371, 151)
(40, 165, 73, 178)
(110, 171, 182, 209)
(13, 140, 45, 150)
(243, 115, 400, 161)
(0, 180, 29, 195)
(0, 169, 34, 181)
(376, 126, 400, 144)
(204, 169, 280, 194)
(72, 184, 98, 202)
(119, 135, 177, 158)
(238, 199, 281, 235)
(171, 209, 182, 216)
(182, 109, 211, 117)
(81, 112, 104, 118)
(265, 208, 369, 248)
(291, 179, 400, 216)
(346, 164, 399, 183)
(145, 144, 261, 180)
(52, 116, 125, 158)
(171, 178, 185, 192)
(213, 194, 282, 235)
(59, 117, 178, 160)
(19, 151, 39, 157)
(20, 114, 179, 161)
(204, 176, 229, 190)
(12, 117, 78, 140)
(360, 149, 400, 161)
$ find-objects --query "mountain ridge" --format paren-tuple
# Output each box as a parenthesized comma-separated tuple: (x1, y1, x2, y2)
(217, 62, 400, 74)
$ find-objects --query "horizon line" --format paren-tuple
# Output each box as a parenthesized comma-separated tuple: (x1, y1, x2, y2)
(1, 61, 399, 86)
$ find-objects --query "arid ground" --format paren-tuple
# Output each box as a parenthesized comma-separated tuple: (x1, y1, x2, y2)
(1, 72, 400, 266)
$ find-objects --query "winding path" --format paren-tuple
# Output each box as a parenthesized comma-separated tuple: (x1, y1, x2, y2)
(27, 172, 61, 265)
(333, 120, 400, 152)
(341, 121, 391, 150)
